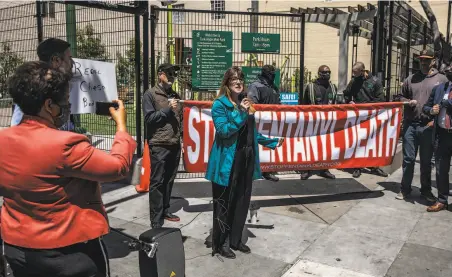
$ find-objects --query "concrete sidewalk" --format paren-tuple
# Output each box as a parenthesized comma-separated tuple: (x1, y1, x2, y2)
(102, 166, 452, 277)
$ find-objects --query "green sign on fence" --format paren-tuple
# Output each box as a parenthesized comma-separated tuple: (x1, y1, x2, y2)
(192, 30, 233, 90)
(241, 33, 280, 53)
(242, 66, 281, 89)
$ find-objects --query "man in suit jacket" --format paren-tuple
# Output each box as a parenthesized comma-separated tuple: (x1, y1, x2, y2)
(423, 64, 452, 212)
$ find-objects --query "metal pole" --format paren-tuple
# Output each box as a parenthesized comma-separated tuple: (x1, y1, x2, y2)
(66, 4, 78, 128)
(134, 14, 142, 156)
(150, 5, 156, 87)
(371, 15, 378, 74)
(167, 5, 174, 64)
(447, 1, 451, 44)
(386, 1, 394, 102)
(36, 1, 43, 43)
(423, 22, 427, 49)
(141, 2, 150, 157)
(376, 1, 386, 81)
(406, 10, 412, 78)
(298, 13, 305, 105)
(250, 0, 259, 33)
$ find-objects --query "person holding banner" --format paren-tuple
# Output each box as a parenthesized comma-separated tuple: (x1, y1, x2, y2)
(10, 38, 75, 130)
(343, 62, 388, 178)
(394, 49, 447, 202)
(206, 67, 284, 259)
(247, 64, 281, 182)
(0, 61, 137, 277)
(422, 63, 452, 212)
(143, 63, 183, 228)
(299, 65, 337, 180)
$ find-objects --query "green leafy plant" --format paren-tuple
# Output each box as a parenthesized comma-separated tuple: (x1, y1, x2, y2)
(0, 42, 24, 98)
(76, 24, 108, 61)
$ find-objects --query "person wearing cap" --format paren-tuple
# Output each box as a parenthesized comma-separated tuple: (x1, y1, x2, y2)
(10, 38, 75, 130)
(423, 63, 452, 212)
(247, 65, 281, 182)
(299, 65, 337, 180)
(394, 49, 448, 202)
(143, 63, 183, 228)
(343, 62, 388, 178)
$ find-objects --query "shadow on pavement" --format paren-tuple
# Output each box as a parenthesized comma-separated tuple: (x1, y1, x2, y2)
(181, 191, 384, 213)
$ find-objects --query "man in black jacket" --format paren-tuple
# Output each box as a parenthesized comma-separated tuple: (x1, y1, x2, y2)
(142, 63, 183, 228)
(299, 65, 337, 180)
(247, 65, 280, 182)
(344, 62, 388, 178)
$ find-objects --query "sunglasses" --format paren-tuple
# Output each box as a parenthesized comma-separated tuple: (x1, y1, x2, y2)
(320, 71, 331, 74)
(230, 78, 244, 85)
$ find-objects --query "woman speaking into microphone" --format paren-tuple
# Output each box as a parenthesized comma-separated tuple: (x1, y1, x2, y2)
(205, 66, 284, 259)
(0, 61, 137, 277)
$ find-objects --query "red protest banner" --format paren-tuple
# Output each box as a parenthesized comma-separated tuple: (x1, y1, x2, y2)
(182, 100, 403, 173)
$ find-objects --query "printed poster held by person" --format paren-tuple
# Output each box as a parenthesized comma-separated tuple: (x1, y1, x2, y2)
(69, 58, 118, 114)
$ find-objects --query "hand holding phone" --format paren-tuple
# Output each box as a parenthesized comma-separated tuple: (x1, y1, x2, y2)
(96, 100, 127, 132)
(168, 98, 179, 110)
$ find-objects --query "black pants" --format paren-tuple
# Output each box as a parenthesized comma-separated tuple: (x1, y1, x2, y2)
(212, 146, 254, 251)
(4, 238, 109, 277)
(436, 129, 452, 204)
(149, 144, 181, 225)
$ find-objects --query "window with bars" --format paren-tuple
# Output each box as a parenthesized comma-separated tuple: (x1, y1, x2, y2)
(211, 0, 225, 20)
(172, 4, 185, 24)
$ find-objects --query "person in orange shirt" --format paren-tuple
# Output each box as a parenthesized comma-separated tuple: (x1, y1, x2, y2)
(0, 61, 137, 277)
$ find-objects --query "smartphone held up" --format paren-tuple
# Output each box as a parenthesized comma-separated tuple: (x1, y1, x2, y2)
(95, 101, 119, 116)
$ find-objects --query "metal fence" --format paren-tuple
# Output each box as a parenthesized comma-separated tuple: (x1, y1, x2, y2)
(149, 7, 305, 177)
(150, 7, 305, 100)
(0, 1, 445, 178)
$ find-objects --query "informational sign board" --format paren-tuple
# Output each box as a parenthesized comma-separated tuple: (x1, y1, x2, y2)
(70, 58, 118, 114)
(241, 33, 280, 53)
(192, 30, 233, 90)
(279, 92, 299, 105)
(242, 66, 281, 89)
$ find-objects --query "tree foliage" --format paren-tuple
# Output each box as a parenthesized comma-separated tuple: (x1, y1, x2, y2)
(76, 24, 108, 61)
(116, 38, 141, 88)
(0, 42, 24, 98)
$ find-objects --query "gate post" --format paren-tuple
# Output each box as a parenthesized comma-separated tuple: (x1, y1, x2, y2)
(135, 12, 142, 156)
(150, 5, 157, 88)
(405, 10, 412, 79)
(386, 1, 394, 101)
(36, 0, 43, 43)
(142, 2, 149, 153)
(298, 13, 305, 104)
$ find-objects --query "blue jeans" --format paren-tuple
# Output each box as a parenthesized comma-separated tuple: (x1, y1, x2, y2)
(400, 121, 434, 194)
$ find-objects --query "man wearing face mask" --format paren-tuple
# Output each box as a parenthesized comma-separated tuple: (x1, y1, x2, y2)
(343, 62, 388, 178)
(247, 65, 281, 182)
(394, 49, 448, 202)
(10, 38, 74, 130)
(422, 63, 452, 212)
(143, 63, 183, 228)
(298, 65, 337, 180)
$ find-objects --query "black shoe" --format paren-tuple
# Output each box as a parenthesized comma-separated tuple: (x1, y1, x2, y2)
(319, 170, 335, 179)
(263, 173, 279, 182)
(352, 169, 361, 178)
(420, 191, 437, 202)
(164, 213, 180, 222)
(300, 171, 311, 180)
(212, 248, 236, 259)
(231, 242, 251, 254)
(371, 168, 388, 177)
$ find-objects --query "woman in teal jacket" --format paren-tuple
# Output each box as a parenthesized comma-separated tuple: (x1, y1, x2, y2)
(205, 66, 283, 259)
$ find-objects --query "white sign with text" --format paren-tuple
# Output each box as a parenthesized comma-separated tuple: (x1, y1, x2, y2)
(70, 58, 118, 114)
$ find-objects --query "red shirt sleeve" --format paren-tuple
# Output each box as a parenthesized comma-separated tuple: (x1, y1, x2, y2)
(61, 131, 137, 182)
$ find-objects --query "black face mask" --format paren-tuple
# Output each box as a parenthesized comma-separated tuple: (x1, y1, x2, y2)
(53, 103, 71, 129)
(262, 71, 276, 85)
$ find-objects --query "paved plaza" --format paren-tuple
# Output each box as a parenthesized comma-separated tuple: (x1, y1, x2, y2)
(102, 162, 452, 277)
